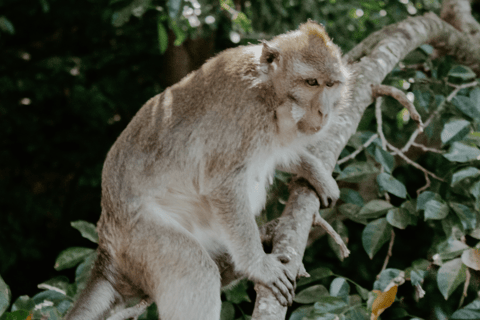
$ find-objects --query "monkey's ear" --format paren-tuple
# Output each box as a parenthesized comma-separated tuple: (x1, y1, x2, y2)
(260, 41, 280, 65)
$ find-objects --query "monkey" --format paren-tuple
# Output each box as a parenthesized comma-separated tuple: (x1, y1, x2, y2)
(64, 20, 352, 320)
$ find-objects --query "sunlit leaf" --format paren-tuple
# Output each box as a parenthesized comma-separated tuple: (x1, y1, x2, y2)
(444, 142, 480, 162)
(296, 267, 333, 286)
(451, 299, 480, 319)
(54, 247, 94, 271)
(313, 296, 348, 313)
(441, 119, 470, 145)
(451, 167, 480, 186)
(424, 200, 449, 220)
(386, 208, 415, 229)
(461, 249, 480, 271)
(417, 191, 442, 210)
(448, 66, 477, 83)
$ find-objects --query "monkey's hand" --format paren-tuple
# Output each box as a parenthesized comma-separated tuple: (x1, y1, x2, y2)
(249, 253, 296, 306)
(298, 153, 340, 208)
(307, 172, 340, 208)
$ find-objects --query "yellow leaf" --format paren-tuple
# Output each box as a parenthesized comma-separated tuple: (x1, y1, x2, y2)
(371, 285, 398, 320)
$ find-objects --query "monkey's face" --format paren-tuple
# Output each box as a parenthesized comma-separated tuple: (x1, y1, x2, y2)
(262, 20, 351, 138)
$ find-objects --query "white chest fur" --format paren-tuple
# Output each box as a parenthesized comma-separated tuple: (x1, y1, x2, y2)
(245, 145, 302, 215)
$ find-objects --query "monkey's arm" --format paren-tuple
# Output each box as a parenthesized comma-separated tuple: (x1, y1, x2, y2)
(216, 186, 296, 306)
(279, 152, 339, 207)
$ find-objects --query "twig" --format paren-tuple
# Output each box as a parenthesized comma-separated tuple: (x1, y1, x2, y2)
(400, 81, 478, 153)
(337, 133, 378, 165)
(411, 142, 444, 154)
(313, 211, 350, 258)
(372, 84, 424, 131)
(459, 268, 471, 309)
(377, 230, 395, 279)
(416, 173, 431, 197)
(387, 142, 444, 182)
(374, 97, 391, 201)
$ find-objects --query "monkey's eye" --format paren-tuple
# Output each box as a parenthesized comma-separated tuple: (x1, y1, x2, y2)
(306, 79, 318, 86)
(326, 81, 335, 87)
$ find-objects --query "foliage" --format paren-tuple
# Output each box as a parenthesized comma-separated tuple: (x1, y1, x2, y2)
(2, 0, 480, 319)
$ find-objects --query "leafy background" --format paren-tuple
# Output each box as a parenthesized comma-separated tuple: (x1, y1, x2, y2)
(1, 0, 480, 319)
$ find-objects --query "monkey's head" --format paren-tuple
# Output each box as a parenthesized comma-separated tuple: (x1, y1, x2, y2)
(260, 20, 352, 136)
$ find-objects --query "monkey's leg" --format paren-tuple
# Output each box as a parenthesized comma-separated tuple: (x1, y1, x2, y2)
(132, 215, 222, 320)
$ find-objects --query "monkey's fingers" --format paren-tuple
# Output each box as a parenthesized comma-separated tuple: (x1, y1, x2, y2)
(268, 283, 289, 306)
(274, 278, 293, 306)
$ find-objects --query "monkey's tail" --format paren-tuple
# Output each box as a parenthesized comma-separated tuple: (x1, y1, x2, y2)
(65, 252, 121, 320)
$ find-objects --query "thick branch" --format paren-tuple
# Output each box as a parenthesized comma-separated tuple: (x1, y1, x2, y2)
(252, 179, 321, 320)
(441, 0, 480, 43)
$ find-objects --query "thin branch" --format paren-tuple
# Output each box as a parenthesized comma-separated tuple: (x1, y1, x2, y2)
(375, 96, 390, 201)
(337, 134, 378, 165)
(400, 81, 478, 153)
(372, 84, 424, 131)
(459, 268, 471, 309)
(377, 230, 395, 279)
(411, 142, 444, 154)
(387, 142, 444, 182)
(416, 173, 431, 197)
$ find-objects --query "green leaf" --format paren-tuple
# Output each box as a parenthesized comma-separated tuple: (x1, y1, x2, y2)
(461, 249, 480, 271)
(294, 285, 329, 304)
(374, 269, 404, 291)
(451, 300, 480, 319)
(441, 119, 471, 145)
(0, 16, 15, 34)
(450, 203, 476, 230)
(444, 142, 480, 162)
(223, 279, 251, 304)
(54, 247, 94, 271)
(374, 147, 395, 173)
(424, 200, 449, 220)
(313, 296, 348, 313)
(358, 199, 393, 218)
(288, 305, 315, 320)
(417, 191, 442, 210)
(452, 96, 480, 122)
(38, 276, 70, 294)
(336, 162, 379, 183)
(32, 290, 67, 306)
(0, 275, 11, 316)
(451, 167, 480, 186)
(157, 20, 169, 54)
(437, 258, 466, 300)
(75, 252, 97, 293)
(220, 301, 235, 320)
(297, 267, 333, 286)
(362, 218, 392, 259)
(449, 66, 477, 83)
(11, 296, 34, 312)
(339, 188, 364, 206)
(420, 44, 434, 55)
(329, 278, 349, 301)
(71, 221, 98, 243)
(1, 310, 29, 320)
(337, 203, 366, 225)
(170, 20, 186, 46)
(377, 173, 407, 198)
(167, 0, 182, 19)
(386, 208, 415, 229)
(471, 87, 480, 110)
(33, 306, 62, 320)
(355, 284, 369, 300)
